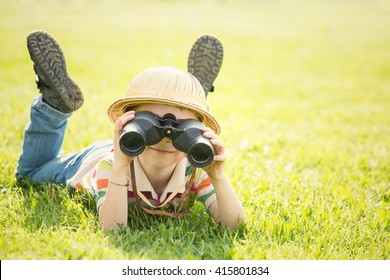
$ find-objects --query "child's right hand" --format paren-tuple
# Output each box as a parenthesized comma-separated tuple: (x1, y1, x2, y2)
(113, 110, 136, 167)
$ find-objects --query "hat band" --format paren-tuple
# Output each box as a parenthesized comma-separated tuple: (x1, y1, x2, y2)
(125, 88, 208, 110)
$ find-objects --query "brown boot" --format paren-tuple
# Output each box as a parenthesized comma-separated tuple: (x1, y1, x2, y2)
(27, 30, 83, 113)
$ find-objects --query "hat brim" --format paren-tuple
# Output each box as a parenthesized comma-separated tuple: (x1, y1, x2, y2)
(107, 96, 221, 134)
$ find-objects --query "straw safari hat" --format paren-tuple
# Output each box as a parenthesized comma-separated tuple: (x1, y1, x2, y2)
(107, 66, 221, 134)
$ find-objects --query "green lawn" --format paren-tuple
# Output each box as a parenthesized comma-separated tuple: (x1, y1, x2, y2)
(0, 0, 389, 259)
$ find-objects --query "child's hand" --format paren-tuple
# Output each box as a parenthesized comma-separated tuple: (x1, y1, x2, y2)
(113, 111, 136, 167)
(201, 127, 226, 180)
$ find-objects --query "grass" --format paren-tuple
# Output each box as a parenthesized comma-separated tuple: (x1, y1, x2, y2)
(1, 0, 390, 259)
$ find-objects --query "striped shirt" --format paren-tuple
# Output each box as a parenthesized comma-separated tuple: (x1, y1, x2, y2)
(67, 140, 216, 215)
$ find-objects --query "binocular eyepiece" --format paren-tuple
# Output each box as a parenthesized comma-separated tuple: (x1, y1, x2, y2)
(119, 111, 214, 168)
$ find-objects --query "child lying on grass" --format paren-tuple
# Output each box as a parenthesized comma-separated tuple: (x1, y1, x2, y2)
(16, 30, 246, 231)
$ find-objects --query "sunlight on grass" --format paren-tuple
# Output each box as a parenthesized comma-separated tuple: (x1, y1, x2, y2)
(0, 0, 389, 259)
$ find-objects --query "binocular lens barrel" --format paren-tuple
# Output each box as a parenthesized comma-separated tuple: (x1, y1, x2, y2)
(187, 143, 214, 167)
(119, 129, 146, 157)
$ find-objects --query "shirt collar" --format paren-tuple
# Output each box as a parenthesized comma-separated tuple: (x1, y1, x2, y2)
(131, 157, 187, 201)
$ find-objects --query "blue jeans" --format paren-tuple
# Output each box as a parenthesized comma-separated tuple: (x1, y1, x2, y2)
(16, 96, 110, 186)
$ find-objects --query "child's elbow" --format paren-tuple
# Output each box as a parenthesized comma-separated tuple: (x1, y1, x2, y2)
(222, 213, 247, 232)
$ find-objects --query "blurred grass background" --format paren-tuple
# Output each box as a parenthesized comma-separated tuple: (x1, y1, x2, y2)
(1, 0, 390, 259)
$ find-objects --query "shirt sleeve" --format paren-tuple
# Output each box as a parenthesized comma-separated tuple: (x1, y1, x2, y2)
(194, 169, 216, 211)
(93, 157, 114, 211)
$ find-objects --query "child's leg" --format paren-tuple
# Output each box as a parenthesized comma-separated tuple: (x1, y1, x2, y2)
(16, 98, 112, 185)
(16, 30, 85, 186)
(16, 96, 76, 185)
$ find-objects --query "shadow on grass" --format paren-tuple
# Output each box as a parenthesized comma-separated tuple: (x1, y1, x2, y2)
(6, 179, 98, 231)
(8, 180, 245, 259)
(107, 204, 243, 259)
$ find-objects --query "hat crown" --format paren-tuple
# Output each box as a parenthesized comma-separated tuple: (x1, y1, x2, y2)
(107, 66, 221, 134)
(125, 66, 208, 110)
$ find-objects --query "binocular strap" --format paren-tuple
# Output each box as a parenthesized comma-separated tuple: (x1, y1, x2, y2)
(129, 161, 197, 219)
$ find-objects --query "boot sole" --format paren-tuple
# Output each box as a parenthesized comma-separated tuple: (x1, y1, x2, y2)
(27, 30, 83, 113)
(187, 35, 223, 96)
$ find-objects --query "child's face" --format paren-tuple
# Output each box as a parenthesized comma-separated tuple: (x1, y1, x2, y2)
(135, 103, 199, 168)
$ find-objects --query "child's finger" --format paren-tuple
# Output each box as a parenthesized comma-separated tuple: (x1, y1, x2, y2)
(210, 139, 225, 156)
(202, 126, 217, 134)
(114, 112, 135, 136)
(203, 130, 219, 140)
(213, 154, 226, 161)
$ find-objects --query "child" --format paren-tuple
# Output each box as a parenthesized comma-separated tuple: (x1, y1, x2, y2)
(16, 30, 246, 231)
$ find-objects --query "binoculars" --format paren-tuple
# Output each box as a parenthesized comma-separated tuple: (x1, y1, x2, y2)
(119, 111, 214, 167)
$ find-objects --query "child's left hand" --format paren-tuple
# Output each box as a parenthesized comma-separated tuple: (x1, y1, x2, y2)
(201, 127, 226, 180)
